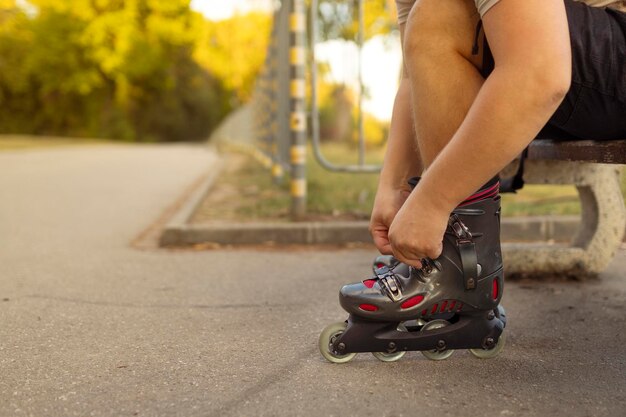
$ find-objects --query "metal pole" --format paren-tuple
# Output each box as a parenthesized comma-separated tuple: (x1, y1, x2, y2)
(269, 9, 284, 184)
(289, 0, 307, 219)
(357, 0, 365, 166)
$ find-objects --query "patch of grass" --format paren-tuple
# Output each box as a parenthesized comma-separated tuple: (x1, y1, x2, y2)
(305, 143, 384, 218)
(502, 184, 581, 216)
(0, 135, 113, 151)
(503, 168, 626, 216)
(193, 143, 626, 223)
(192, 143, 384, 223)
(191, 154, 291, 223)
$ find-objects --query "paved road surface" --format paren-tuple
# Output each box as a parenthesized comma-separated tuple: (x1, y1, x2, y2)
(0, 144, 624, 416)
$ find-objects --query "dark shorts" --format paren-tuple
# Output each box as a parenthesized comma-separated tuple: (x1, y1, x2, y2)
(481, 0, 626, 141)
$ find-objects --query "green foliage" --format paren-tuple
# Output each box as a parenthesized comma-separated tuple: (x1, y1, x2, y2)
(0, 0, 265, 141)
(193, 12, 272, 104)
(318, 83, 353, 142)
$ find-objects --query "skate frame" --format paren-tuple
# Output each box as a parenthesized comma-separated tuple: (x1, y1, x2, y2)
(331, 310, 506, 355)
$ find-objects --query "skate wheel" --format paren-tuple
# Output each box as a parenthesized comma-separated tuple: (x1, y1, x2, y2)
(319, 322, 357, 364)
(420, 319, 454, 361)
(372, 350, 406, 362)
(469, 332, 506, 359)
(372, 323, 407, 362)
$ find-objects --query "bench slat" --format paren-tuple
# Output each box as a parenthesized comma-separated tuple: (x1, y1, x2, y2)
(528, 139, 626, 164)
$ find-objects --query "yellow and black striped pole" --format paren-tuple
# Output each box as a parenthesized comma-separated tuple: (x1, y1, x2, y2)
(289, 0, 307, 219)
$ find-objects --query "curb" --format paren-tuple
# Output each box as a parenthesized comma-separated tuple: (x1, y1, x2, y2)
(161, 221, 372, 246)
(161, 217, 582, 247)
(159, 164, 590, 246)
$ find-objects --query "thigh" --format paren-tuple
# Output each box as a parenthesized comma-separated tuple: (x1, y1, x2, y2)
(404, 0, 483, 68)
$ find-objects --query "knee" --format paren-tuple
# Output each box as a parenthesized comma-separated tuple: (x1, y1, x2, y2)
(403, 0, 478, 61)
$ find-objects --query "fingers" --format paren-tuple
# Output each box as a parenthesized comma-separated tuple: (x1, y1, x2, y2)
(389, 238, 443, 268)
(392, 252, 423, 269)
(390, 242, 425, 269)
(370, 217, 395, 255)
(371, 229, 394, 255)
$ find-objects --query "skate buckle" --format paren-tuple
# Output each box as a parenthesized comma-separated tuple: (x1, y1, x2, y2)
(379, 273, 403, 302)
(449, 214, 479, 291)
(449, 214, 472, 240)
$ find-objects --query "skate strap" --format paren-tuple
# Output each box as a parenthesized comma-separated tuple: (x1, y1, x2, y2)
(449, 215, 478, 290)
(458, 241, 478, 290)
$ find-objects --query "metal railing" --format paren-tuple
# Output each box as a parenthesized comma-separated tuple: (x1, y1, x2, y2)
(309, 0, 381, 173)
(252, 0, 385, 218)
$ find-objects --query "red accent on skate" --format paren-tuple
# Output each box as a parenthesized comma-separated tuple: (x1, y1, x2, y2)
(359, 304, 379, 312)
(492, 277, 499, 300)
(421, 309, 428, 317)
(440, 300, 448, 312)
(401, 295, 425, 309)
(375, 263, 385, 269)
(456, 302, 464, 312)
(431, 304, 439, 314)
(448, 300, 457, 311)
(363, 279, 376, 288)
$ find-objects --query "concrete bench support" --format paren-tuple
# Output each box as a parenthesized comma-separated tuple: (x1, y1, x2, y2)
(503, 160, 625, 277)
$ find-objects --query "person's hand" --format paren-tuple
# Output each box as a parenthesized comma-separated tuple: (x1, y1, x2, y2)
(369, 185, 411, 255)
(388, 192, 450, 268)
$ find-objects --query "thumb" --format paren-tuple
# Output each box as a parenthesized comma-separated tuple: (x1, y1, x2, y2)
(372, 232, 393, 255)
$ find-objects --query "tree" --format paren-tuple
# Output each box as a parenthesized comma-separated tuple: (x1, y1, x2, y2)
(0, 0, 255, 141)
(193, 11, 272, 104)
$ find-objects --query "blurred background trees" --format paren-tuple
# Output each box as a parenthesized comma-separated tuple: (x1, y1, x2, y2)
(0, 0, 395, 144)
(0, 0, 270, 141)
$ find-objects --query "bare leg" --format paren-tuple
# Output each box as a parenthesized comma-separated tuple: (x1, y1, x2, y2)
(404, 0, 486, 169)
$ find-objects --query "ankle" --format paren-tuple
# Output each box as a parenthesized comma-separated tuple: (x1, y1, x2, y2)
(458, 176, 500, 207)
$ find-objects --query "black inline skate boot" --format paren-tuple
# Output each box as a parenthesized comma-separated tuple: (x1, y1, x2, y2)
(319, 183, 506, 363)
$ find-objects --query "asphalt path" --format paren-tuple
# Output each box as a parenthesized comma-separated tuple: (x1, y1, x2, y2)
(0, 144, 624, 416)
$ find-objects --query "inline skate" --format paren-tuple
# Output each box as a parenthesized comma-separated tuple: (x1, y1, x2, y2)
(319, 190, 506, 363)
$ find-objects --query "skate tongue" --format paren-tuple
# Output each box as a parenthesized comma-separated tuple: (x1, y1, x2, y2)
(375, 265, 391, 275)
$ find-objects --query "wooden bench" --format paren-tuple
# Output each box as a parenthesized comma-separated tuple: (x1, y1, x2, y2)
(502, 139, 626, 277)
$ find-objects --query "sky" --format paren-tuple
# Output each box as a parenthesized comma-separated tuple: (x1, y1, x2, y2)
(316, 37, 401, 121)
(190, 0, 402, 121)
(190, 0, 274, 21)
